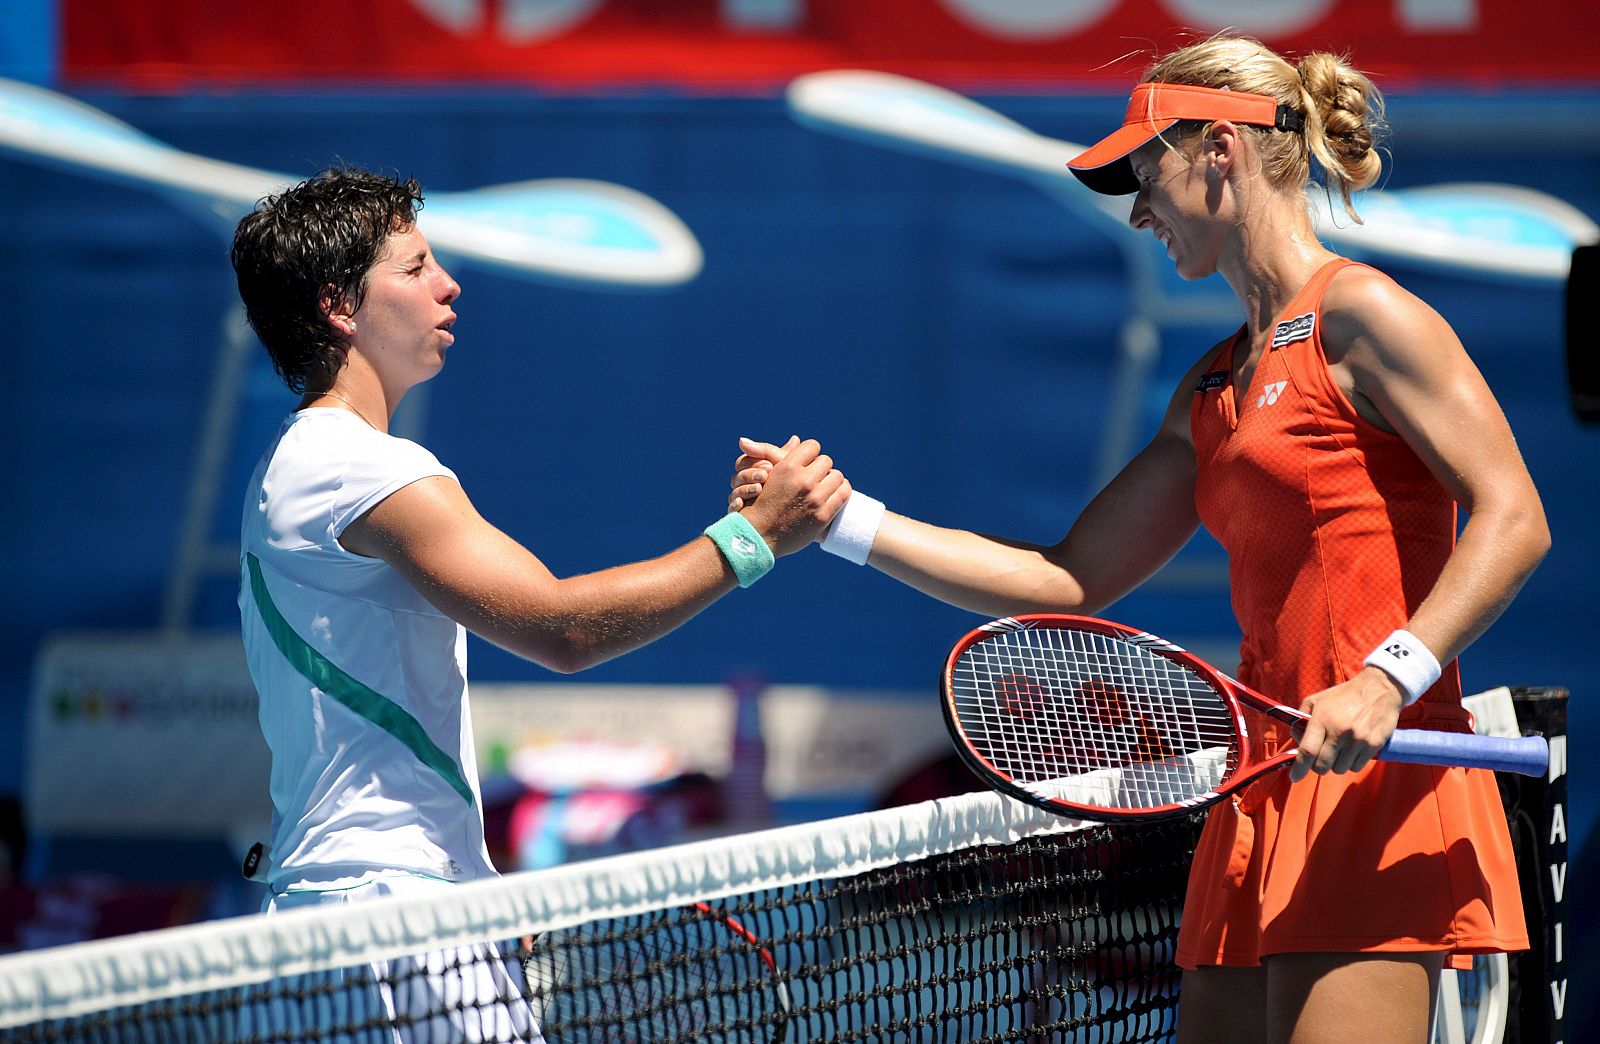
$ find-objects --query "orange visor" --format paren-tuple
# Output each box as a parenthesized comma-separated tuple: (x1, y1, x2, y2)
(1067, 82, 1304, 195)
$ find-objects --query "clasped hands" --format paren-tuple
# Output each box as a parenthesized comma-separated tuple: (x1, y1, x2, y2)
(730, 436, 850, 556)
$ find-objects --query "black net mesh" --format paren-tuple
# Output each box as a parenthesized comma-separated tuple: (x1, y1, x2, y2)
(1, 814, 1204, 1044)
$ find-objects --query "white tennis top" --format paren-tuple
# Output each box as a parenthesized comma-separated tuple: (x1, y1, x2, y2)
(238, 408, 497, 893)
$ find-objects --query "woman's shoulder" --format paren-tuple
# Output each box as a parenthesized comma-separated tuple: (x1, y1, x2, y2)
(279, 410, 445, 474)
(1321, 262, 1452, 357)
(1322, 262, 1436, 324)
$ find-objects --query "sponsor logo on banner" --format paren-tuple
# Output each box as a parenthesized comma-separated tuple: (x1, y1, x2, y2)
(28, 634, 271, 836)
(63, 0, 1596, 87)
(1546, 733, 1568, 1032)
(401, 0, 1482, 41)
(410, 0, 603, 42)
(47, 685, 256, 725)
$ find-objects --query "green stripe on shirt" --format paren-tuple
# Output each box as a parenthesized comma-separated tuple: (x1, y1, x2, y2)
(246, 553, 476, 809)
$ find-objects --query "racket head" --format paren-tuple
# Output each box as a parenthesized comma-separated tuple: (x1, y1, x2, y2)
(942, 615, 1273, 821)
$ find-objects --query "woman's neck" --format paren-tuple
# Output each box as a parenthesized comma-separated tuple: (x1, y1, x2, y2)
(298, 365, 395, 432)
(1218, 193, 1339, 339)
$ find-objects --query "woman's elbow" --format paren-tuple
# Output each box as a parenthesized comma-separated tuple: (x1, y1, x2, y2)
(1529, 513, 1552, 568)
(535, 651, 589, 675)
(497, 626, 603, 675)
(528, 639, 605, 675)
(1507, 499, 1552, 576)
(531, 623, 629, 675)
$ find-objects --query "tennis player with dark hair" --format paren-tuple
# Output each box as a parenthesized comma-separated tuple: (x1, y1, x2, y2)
(733, 36, 1548, 1043)
(232, 166, 845, 1040)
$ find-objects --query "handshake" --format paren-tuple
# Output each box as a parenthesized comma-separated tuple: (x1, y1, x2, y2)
(724, 436, 883, 566)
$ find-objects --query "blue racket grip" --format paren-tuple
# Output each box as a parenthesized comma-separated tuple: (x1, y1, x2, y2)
(1380, 728, 1548, 777)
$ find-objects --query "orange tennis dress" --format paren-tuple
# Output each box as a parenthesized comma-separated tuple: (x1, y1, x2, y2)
(1175, 258, 1527, 970)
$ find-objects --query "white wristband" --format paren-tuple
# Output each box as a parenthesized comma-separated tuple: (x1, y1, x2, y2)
(820, 492, 885, 565)
(1363, 629, 1442, 707)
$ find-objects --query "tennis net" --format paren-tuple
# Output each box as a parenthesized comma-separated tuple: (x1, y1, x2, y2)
(0, 681, 1567, 1044)
(0, 790, 1199, 1043)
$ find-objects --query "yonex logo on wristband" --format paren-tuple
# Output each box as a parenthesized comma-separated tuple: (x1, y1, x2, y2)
(1364, 629, 1441, 707)
(732, 534, 758, 556)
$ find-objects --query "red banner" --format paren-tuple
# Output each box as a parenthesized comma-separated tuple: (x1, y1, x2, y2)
(63, 0, 1600, 89)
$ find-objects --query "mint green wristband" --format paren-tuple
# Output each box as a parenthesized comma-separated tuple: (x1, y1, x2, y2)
(704, 513, 775, 588)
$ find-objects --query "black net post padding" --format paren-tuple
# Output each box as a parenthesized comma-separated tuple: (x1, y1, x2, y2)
(1502, 686, 1569, 1044)
(1568, 245, 1599, 424)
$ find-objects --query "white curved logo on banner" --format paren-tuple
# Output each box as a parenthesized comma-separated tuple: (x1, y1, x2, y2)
(406, 0, 1480, 43)
(938, 0, 1118, 38)
(1162, 0, 1336, 35)
(0, 77, 703, 288)
(938, 0, 1473, 38)
(409, 0, 603, 42)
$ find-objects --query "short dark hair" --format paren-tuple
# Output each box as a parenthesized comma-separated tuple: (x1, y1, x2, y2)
(231, 168, 424, 394)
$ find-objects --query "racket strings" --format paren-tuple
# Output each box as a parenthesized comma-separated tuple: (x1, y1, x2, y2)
(952, 626, 1238, 810)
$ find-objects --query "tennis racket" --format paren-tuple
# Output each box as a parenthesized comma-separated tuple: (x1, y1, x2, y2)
(942, 615, 1549, 822)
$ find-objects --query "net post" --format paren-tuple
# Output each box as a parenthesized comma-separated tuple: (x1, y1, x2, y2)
(1505, 685, 1569, 1044)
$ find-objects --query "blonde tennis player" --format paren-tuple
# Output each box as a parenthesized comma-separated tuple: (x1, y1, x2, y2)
(733, 35, 1547, 1044)
(231, 166, 846, 1042)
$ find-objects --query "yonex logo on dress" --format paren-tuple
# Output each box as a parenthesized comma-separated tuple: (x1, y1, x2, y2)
(1272, 312, 1316, 348)
(1256, 381, 1288, 408)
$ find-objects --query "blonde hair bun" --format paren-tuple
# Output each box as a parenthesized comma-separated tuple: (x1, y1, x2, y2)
(1145, 34, 1385, 220)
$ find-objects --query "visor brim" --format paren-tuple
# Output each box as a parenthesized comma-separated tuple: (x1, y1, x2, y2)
(1067, 119, 1178, 196)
